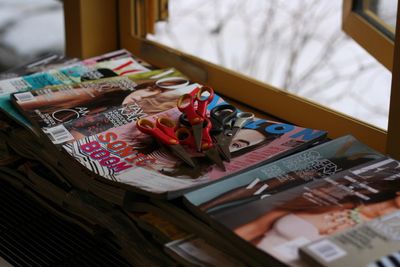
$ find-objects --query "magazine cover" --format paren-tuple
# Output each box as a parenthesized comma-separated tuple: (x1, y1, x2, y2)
(0, 53, 78, 80)
(2, 55, 151, 128)
(82, 49, 133, 64)
(300, 210, 400, 267)
(184, 135, 383, 214)
(185, 154, 398, 267)
(83, 48, 155, 70)
(12, 69, 194, 143)
(0, 55, 148, 96)
(0, 62, 81, 96)
(62, 100, 327, 197)
(89, 56, 149, 77)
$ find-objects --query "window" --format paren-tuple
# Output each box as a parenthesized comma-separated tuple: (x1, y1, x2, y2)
(343, 0, 396, 70)
(64, 0, 400, 154)
(146, 1, 392, 130)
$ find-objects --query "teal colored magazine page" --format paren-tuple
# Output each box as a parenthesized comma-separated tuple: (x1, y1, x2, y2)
(0, 64, 89, 128)
(0, 95, 31, 127)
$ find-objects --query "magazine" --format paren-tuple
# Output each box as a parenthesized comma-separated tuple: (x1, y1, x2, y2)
(165, 235, 246, 267)
(83, 48, 155, 71)
(12, 66, 327, 197)
(126, 199, 264, 266)
(300, 210, 400, 267)
(183, 135, 385, 266)
(1, 53, 150, 128)
(12, 68, 192, 143)
(0, 159, 172, 267)
(184, 135, 383, 214)
(0, 54, 149, 96)
(0, 53, 78, 80)
(60, 105, 326, 198)
(82, 49, 132, 64)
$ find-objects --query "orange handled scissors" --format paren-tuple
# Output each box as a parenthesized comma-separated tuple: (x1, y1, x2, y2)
(137, 117, 195, 168)
(179, 114, 225, 171)
(177, 86, 214, 152)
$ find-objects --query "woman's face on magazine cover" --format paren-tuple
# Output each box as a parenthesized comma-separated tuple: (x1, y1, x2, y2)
(229, 129, 266, 153)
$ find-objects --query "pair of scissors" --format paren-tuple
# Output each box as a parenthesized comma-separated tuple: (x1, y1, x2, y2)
(210, 104, 255, 161)
(179, 114, 226, 171)
(209, 104, 238, 161)
(177, 86, 214, 152)
(137, 117, 196, 168)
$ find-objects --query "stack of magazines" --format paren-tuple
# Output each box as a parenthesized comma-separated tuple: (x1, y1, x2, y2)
(1, 49, 400, 267)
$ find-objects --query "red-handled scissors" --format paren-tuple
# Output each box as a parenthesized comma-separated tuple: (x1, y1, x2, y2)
(179, 114, 225, 171)
(177, 86, 214, 152)
(201, 119, 226, 171)
(137, 117, 196, 168)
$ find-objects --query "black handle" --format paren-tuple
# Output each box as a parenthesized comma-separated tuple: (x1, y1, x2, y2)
(210, 104, 237, 135)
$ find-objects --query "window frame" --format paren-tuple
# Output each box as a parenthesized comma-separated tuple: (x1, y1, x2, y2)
(342, 0, 394, 70)
(64, 0, 400, 156)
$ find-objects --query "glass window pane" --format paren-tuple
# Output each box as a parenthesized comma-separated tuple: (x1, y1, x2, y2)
(354, 0, 397, 40)
(367, 0, 397, 29)
(148, 0, 392, 129)
(0, 0, 65, 72)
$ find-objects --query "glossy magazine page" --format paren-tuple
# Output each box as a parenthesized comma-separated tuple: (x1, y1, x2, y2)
(301, 209, 400, 267)
(62, 99, 327, 196)
(184, 135, 383, 213)
(83, 49, 156, 70)
(0, 53, 78, 80)
(185, 144, 390, 266)
(12, 69, 194, 144)
(0, 51, 146, 96)
(1, 52, 150, 127)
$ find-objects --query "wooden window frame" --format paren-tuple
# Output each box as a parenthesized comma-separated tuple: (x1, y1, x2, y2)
(64, 0, 400, 158)
(342, 0, 394, 70)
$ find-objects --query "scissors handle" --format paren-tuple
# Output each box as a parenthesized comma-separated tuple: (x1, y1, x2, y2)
(177, 94, 203, 125)
(137, 118, 178, 145)
(201, 119, 214, 150)
(189, 86, 200, 97)
(233, 112, 255, 129)
(196, 86, 214, 118)
(175, 127, 195, 147)
(210, 104, 237, 134)
(156, 117, 177, 139)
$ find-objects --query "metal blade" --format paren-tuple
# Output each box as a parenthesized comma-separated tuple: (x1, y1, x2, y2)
(215, 134, 231, 162)
(205, 147, 226, 171)
(224, 126, 241, 149)
(192, 123, 203, 152)
(170, 144, 196, 168)
(228, 127, 240, 140)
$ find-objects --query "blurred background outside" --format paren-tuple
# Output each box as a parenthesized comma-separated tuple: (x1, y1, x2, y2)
(0, 0, 395, 129)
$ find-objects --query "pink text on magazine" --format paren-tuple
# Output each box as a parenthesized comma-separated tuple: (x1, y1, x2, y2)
(80, 131, 156, 173)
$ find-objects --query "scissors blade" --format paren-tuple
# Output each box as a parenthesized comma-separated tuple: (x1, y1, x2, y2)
(204, 147, 226, 171)
(169, 144, 196, 168)
(226, 126, 241, 147)
(192, 123, 203, 152)
(214, 133, 231, 162)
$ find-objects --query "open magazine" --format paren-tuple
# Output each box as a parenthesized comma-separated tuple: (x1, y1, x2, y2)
(184, 135, 385, 266)
(11, 67, 327, 198)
